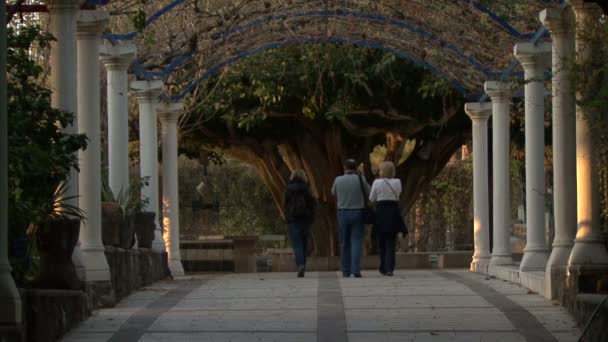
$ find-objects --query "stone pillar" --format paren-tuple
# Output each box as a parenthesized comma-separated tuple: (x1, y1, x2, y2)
(48, 0, 80, 203)
(568, 1, 608, 266)
(0, 0, 22, 333)
(464, 102, 493, 274)
(77, 11, 111, 282)
(132, 80, 166, 253)
(100, 44, 137, 197)
(158, 103, 185, 277)
(484, 81, 514, 266)
(514, 42, 551, 272)
(540, 8, 579, 289)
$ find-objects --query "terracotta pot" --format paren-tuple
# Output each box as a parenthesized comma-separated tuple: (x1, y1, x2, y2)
(35, 218, 82, 290)
(134, 211, 156, 249)
(120, 214, 136, 249)
(101, 202, 122, 246)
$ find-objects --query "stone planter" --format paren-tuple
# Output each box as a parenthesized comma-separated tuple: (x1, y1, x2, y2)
(101, 202, 122, 246)
(134, 211, 156, 249)
(35, 218, 82, 290)
(230, 236, 259, 273)
(119, 214, 137, 249)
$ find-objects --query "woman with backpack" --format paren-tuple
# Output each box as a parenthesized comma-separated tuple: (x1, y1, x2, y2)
(284, 169, 316, 277)
(369, 161, 408, 276)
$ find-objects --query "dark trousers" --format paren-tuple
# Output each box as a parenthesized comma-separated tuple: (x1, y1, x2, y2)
(377, 232, 397, 273)
(337, 209, 364, 275)
(288, 222, 310, 267)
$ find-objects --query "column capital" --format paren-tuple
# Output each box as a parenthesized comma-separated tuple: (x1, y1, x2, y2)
(484, 81, 515, 102)
(131, 80, 164, 102)
(76, 10, 109, 38)
(46, 0, 80, 11)
(540, 8, 575, 35)
(100, 43, 137, 71)
(158, 103, 185, 123)
(514, 42, 552, 71)
(464, 102, 492, 122)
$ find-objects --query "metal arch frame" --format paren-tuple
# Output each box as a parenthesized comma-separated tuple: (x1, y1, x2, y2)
(130, 9, 523, 80)
(159, 37, 475, 102)
(102, 0, 544, 42)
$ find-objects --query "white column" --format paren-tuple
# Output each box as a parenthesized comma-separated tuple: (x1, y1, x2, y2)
(485, 81, 514, 266)
(465, 102, 492, 274)
(541, 8, 579, 275)
(514, 42, 551, 272)
(77, 10, 111, 282)
(159, 103, 185, 276)
(100, 44, 137, 197)
(48, 0, 79, 203)
(1, 0, 22, 330)
(131, 80, 165, 253)
(568, 1, 608, 266)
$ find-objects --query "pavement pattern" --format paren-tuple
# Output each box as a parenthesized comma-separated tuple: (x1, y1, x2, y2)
(61, 270, 581, 342)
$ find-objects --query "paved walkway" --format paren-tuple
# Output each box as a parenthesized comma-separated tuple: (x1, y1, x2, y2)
(62, 270, 581, 342)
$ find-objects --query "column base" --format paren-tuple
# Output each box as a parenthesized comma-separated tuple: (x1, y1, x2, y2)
(470, 257, 490, 274)
(490, 254, 513, 266)
(546, 245, 573, 270)
(72, 243, 86, 281)
(151, 228, 166, 253)
(80, 247, 111, 282)
(169, 259, 185, 277)
(0, 270, 22, 328)
(519, 249, 548, 272)
(569, 239, 608, 266)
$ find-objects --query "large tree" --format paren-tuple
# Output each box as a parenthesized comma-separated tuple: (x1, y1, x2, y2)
(179, 44, 469, 256)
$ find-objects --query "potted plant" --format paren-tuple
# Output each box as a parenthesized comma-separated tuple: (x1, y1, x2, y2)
(101, 177, 122, 247)
(28, 183, 86, 290)
(120, 177, 151, 249)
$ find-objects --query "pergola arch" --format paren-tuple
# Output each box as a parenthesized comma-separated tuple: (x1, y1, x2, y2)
(100, 0, 558, 100)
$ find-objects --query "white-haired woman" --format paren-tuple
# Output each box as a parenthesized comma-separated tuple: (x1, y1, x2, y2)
(369, 161, 407, 276)
(284, 169, 316, 277)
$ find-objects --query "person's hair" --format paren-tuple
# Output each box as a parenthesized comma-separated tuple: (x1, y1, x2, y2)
(290, 169, 308, 183)
(379, 161, 396, 178)
(343, 159, 357, 171)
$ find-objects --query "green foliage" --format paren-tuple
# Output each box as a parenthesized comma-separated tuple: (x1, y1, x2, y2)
(182, 44, 452, 138)
(101, 173, 150, 216)
(7, 25, 87, 228)
(206, 160, 284, 236)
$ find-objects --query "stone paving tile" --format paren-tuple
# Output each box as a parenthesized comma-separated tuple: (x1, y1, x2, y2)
(169, 297, 317, 311)
(148, 309, 317, 332)
(139, 332, 316, 342)
(345, 307, 514, 331)
(525, 307, 581, 332)
(60, 332, 114, 342)
(343, 295, 492, 309)
(71, 310, 137, 332)
(348, 332, 527, 342)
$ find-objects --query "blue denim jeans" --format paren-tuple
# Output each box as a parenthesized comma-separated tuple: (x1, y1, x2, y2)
(288, 222, 310, 267)
(377, 232, 397, 273)
(337, 209, 364, 275)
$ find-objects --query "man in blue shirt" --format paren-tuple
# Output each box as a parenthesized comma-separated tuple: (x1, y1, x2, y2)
(331, 159, 370, 278)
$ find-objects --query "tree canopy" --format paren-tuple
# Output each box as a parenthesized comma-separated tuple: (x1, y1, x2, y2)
(179, 43, 468, 255)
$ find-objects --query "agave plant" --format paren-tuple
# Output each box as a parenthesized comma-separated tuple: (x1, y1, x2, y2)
(26, 182, 86, 236)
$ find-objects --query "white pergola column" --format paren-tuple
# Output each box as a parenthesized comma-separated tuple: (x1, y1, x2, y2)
(568, 1, 608, 266)
(131, 80, 165, 253)
(48, 0, 79, 203)
(541, 8, 578, 277)
(100, 44, 137, 197)
(465, 102, 492, 274)
(77, 11, 111, 282)
(1, 0, 22, 331)
(158, 103, 185, 277)
(485, 81, 514, 266)
(514, 42, 551, 272)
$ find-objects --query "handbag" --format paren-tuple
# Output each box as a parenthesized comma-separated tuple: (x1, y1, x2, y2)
(382, 179, 408, 234)
(358, 175, 375, 225)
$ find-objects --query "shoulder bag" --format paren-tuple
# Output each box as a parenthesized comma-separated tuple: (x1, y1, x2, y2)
(358, 175, 375, 225)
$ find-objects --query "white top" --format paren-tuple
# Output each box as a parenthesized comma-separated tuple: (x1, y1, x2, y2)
(369, 178, 402, 202)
